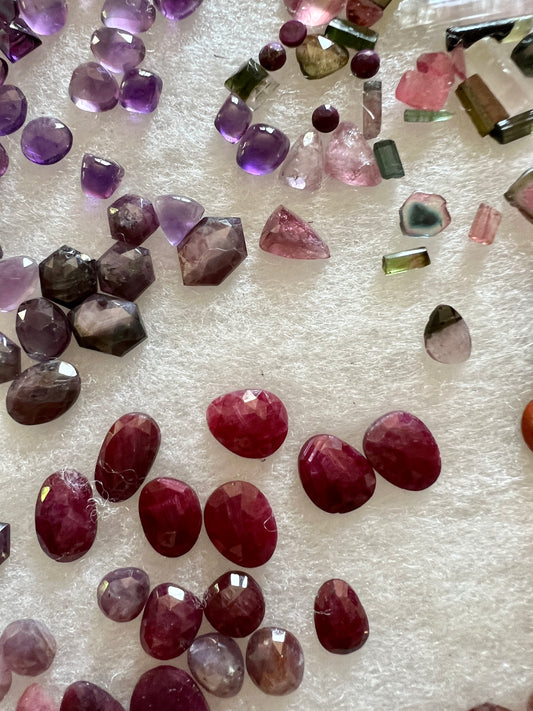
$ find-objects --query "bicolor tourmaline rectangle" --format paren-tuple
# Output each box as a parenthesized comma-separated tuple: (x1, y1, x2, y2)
(455, 74, 509, 136)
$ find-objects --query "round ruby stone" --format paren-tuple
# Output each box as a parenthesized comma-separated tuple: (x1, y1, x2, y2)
(246, 627, 304, 695)
(350, 49, 380, 78)
(101, 0, 156, 33)
(312, 103, 340, 133)
(138, 477, 202, 557)
(314, 578, 369, 654)
(206, 388, 288, 458)
(61, 681, 125, 711)
(363, 410, 441, 491)
(204, 481, 277, 568)
(204, 570, 265, 637)
(236, 124, 290, 176)
(69, 62, 119, 113)
(97, 567, 150, 622)
(279, 19, 307, 47)
(258, 41, 286, 71)
(140, 583, 203, 660)
(0, 85, 27, 136)
(298, 434, 376, 513)
(130, 666, 209, 711)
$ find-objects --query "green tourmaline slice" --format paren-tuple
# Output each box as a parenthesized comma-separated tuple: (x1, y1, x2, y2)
(324, 17, 378, 51)
(456, 74, 509, 137)
(373, 139, 404, 179)
(404, 109, 454, 123)
(295, 35, 349, 80)
(224, 59, 278, 106)
(491, 109, 533, 144)
(382, 247, 430, 275)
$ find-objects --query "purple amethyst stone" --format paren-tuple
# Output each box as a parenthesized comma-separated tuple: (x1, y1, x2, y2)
(0, 58, 8, 85)
(97, 567, 150, 622)
(0, 332, 21, 383)
(236, 123, 290, 175)
(69, 62, 119, 112)
(101, 0, 156, 33)
(154, 194, 205, 246)
(20, 116, 72, 164)
(0, 18, 42, 62)
(90, 26, 145, 73)
(39, 245, 97, 308)
(119, 67, 162, 113)
(16, 297, 71, 361)
(0, 84, 27, 135)
(0, 142, 8, 175)
(214, 94, 252, 144)
(108, 194, 159, 245)
(154, 0, 203, 20)
(97, 242, 155, 301)
(18, 0, 67, 35)
(0, 1, 18, 23)
(0, 522, 9, 564)
(81, 153, 124, 200)
(0, 256, 38, 311)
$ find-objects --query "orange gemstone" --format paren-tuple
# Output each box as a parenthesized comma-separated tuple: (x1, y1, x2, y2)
(521, 400, 533, 451)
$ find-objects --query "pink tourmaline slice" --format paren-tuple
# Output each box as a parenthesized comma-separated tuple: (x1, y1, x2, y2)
(140, 583, 203, 660)
(15, 683, 58, 711)
(0, 620, 56, 676)
(346, 0, 382, 27)
(204, 481, 277, 568)
(279, 129, 324, 192)
(154, 195, 205, 246)
(260, 205, 330, 259)
(0, 256, 38, 312)
(469, 203, 502, 245)
(416, 52, 455, 86)
(18, 0, 67, 35)
(35, 470, 97, 562)
(314, 579, 369, 654)
(363, 411, 441, 491)
(60, 681, 124, 711)
(298, 434, 376, 513)
(130, 666, 209, 711)
(0, 655, 11, 702)
(204, 571, 265, 638)
(395, 70, 450, 111)
(246, 627, 304, 695)
(95, 412, 161, 502)
(325, 121, 381, 186)
(286, 0, 346, 26)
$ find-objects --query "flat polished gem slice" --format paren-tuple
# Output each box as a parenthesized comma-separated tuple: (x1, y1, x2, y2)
(259, 204, 330, 259)
(97, 242, 155, 301)
(395, 70, 450, 111)
(0, 20, 42, 62)
(18, 0, 67, 35)
(69, 62, 119, 112)
(97, 567, 150, 622)
(373, 139, 404, 179)
(138, 478, 202, 557)
(521, 400, 533, 451)
(130, 666, 209, 711)
(298, 434, 376, 513)
(15, 682, 58, 711)
(404, 109, 453, 122)
(512, 32, 533, 75)
(289, 0, 345, 26)
(295, 35, 349, 79)
(154, 0, 203, 19)
(91, 27, 145, 73)
(279, 129, 324, 191)
(456, 74, 509, 137)
(468, 202, 502, 244)
(246, 627, 304, 695)
(491, 109, 533, 144)
(6, 360, 81, 425)
(424, 304, 471, 364)
(0, 141, 8, 174)
(363, 410, 441, 490)
(382, 247, 430, 274)
(81, 154, 124, 199)
(325, 17, 378, 51)
(60, 681, 125, 711)
(102, 0, 156, 33)
(204, 570, 265, 638)
(68, 293, 147, 357)
(236, 123, 289, 175)
(399, 191, 451, 237)
(0, 620, 56, 677)
(154, 195, 205, 246)
(214, 93, 252, 144)
(16, 298, 71, 361)
(363, 79, 381, 139)
(177, 216, 247, 285)
(39, 245, 97, 308)
(314, 579, 369, 653)
(0, 522, 10, 564)
(0, 256, 38, 311)
(187, 633, 244, 698)
(20, 116, 72, 165)
(207, 388, 288, 457)
(0, 84, 27, 134)
(416, 51, 454, 85)
(119, 67, 162, 113)
(505, 167, 533, 223)
(108, 193, 159, 245)
(325, 121, 381, 186)
(140, 583, 203, 660)
(35, 469, 97, 561)
(346, 0, 383, 27)
(204, 481, 277, 568)
(95, 412, 161, 502)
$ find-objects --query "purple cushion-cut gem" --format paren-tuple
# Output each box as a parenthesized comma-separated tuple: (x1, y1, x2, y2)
(108, 193, 159, 245)
(81, 153, 124, 199)
(154, 194, 205, 246)
(0, 256, 38, 312)
(20, 116, 72, 164)
(18, 0, 67, 35)
(0, 141, 8, 175)
(214, 94, 252, 144)
(236, 123, 290, 175)
(97, 242, 155, 301)
(119, 67, 162, 113)
(0, 18, 42, 62)
(90, 26, 146, 73)
(16, 297, 71, 361)
(69, 62, 119, 112)
(0, 84, 26, 135)
(0, 58, 8, 85)
(154, 0, 203, 19)
(102, 0, 156, 33)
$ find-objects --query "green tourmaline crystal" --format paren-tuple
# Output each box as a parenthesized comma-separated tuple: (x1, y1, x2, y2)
(455, 73, 509, 137)
(382, 247, 430, 275)
(373, 139, 404, 179)
(295, 35, 349, 80)
(404, 109, 454, 123)
(224, 59, 278, 107)
(491, 110, 533, 144)
(324, 17, 378, 51)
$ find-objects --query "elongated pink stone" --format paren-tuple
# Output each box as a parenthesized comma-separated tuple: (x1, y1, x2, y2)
(314, 579, 369, 654)
(259, 205, 330, 259)
(325, 121, 381, 186)
(395, 70, 450, 110)
(469, 203, 502, 245)
(363, 79, 382, 139)
(130, 666, 209, 711)
(16, 683, 58, 711)
(60, 681, 124, 711)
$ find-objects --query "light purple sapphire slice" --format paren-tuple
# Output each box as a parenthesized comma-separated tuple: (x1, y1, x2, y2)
(90, 26, 146, 73)
(215, 94, 252, 144)
(119, 67, 162, 113)
(81, 153, 124, 199)
(0, 256, 38, 312)
(0, 84, 27, 135)
(18, 0, 68, 35)
(154, 194, 205, 246)
(101, 0, 156, 33)
(236, 123, 290, 175)
(155, 0, 203, 20)
(69, 62, 119, 112)
(20, 116, 72, 164)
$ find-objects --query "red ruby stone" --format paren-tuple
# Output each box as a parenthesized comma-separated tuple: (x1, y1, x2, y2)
(138, 477, 202, 557)
(203, 571, 265, 637)
(203, 481, 277, 568)
(140, 583, 203, 660)
(130, 665, 209, 711)
(206, 389, 288, 458)
(298, 434, 376, 513)
(314, 578, 369, 654)
(95, 412, 161, 502)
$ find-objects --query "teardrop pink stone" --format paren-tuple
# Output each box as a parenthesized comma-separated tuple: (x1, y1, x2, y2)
(314, 578, 369, 654)
(260, 205, 330, 259)
(325, 122, 381, 186)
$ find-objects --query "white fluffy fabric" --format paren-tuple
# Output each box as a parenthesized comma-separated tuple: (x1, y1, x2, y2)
(0, 1, 532, 710)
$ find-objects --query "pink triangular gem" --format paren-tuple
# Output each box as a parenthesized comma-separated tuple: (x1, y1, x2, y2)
(279, 129, 324, 192)
(260, 205, 330, 260)
(325, 121, 381, 187)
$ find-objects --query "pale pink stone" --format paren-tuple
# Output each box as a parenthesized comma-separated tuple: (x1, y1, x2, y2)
(260, 205, 330, 260)
(279, 129, 324, 192)
(395, 70, 450, 110)
(325, 121, 381, 187)
(468, 203, 502, 245)
(286, 0, 346, 26)
(416, 52, 455, 86)
(450, 45, 467, 80)
(16, 683, 58, 711)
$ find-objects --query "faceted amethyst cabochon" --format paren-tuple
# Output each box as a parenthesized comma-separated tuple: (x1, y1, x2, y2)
(90, 27, 146, 74)
(101, 0, 156, 33)
(119, 67, 162, 113)
(81, 153, 124, 199)
(69, 62, 119, 112)
(236, 123, 290, 175)
(130, 665, 209, 711)
(20, 116, 73, 165)
(19, 0, 68, 35)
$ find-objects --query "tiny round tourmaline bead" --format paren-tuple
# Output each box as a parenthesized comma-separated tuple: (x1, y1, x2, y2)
(204, 570, 265, 637)
(69, 62, 119, 112)
(258, 41, 287, 71)
(90, 26, 146, 74)
(279, 19, 307, 47)
(0, 85, 27, 135)
(0, 59, 8, 86)
(350, 49, 380, 78)
(312, 104, 340, 133)
(0, 619, 56, 677)
(81, 153, 124, 200)
(20, 117, 73, 165)
(0, 143, 8, 176)
(97, 567, 150, 622)
(119, 67, 162, 113)
(101, 0, 156, 33)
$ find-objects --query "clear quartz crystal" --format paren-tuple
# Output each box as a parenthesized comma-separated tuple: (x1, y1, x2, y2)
(396, 0, 533, 28)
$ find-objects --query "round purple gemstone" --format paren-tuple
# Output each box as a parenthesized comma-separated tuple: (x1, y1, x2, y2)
(0, 142, 8, 176)
(236, 124, 290, 176)
(81, 153, 124, 200)
(69, 62, 119, 113)
(279, 19, 307, 47)
(101, 0, 156, 33)
(154, 0, 203, 19)
(0, 59, 8, 86)
(20, 116, 72, 165)
(258, 41, 286, 71)
(312, 103, 340, 133)
(18, 0, 68, 36)
(350, 49, 380, 78)
(0, 85, 27, 136)
(97, 567, 150, 622)
(90, 26, 146, 73)
(119, 67, 162, 113)
(16, 297, 71, 361)
(214, 94, 252, 144)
